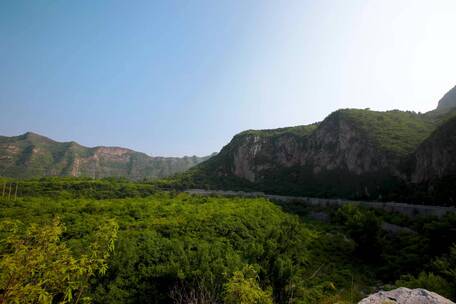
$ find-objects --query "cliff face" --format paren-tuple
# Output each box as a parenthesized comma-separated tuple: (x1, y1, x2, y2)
(304, 111, 396, 175)
(189, 109, 436, 199)
(182, 86, 456, 203)
(228, 111, 399, 183)
(181, 85, 456, 203)
(0, 132, 210, 180)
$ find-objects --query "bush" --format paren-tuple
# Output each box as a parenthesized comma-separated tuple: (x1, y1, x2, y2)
(224, 265, 273, 304)
(395, 272, 453, 299)
(0, 218, 118, 303)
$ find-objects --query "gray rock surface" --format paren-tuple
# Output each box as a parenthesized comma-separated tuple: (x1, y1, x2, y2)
(358, 288, 455, 304)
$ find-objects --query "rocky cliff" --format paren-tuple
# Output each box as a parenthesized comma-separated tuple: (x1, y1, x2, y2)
(184, 109, 436, 199)
(0, 132, 210, 180)
(180, 86, 456, 203)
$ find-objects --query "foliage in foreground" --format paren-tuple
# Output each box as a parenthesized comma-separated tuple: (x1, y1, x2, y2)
(1, 188, 455, 303)
(223, 265, 273, 304)
(0, 218, 118, 303)
(332, 204, 456, 300)
(0, 193, 369, 303)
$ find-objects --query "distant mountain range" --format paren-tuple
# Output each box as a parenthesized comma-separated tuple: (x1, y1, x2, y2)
(0, 133, 212, 180)
(170, 85, 456, 205)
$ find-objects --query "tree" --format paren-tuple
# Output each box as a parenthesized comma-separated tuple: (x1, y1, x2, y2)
(223, 265, 273, 304)
(0, 217, 118, 304)
(334, 204, 381, 261)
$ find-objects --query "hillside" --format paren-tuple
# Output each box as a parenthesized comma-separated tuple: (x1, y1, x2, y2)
(172, 109, 437, 199)
(0, 132, 211, 180)
(399, 114, 456, 204)
(168, 86, 456, 203)
(437, 85, 456, 111)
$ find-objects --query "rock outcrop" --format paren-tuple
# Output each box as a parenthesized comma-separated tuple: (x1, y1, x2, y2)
(226, 110, 410, 183)
(358, 288, 455, 304)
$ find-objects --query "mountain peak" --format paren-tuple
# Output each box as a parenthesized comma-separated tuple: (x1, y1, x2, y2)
(20, 131, 54, 143)
(23, 131, 40, 137)
(437, 85, 456, 111)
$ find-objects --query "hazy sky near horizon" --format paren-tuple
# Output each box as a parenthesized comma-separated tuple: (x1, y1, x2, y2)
(1, 0, 456, 156)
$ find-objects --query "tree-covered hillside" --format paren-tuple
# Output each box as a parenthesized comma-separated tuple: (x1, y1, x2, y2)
(337, 109, 436, 157)
(0, 132, 211, 180)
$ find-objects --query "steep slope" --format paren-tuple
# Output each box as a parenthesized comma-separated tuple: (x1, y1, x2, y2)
(437, 85, 456, 111)
(404, 115, 456, 204)
(176, 109, 437, 199)
(412, 116, 456, 184)
(425, 85, 456, 120)
(0, 132, 210, 180)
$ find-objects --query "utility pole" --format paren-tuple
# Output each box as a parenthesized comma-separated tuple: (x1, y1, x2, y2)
(8, 183, 12, 200)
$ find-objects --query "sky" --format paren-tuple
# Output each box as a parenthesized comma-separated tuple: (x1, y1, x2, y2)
(1, 0, 456, 156)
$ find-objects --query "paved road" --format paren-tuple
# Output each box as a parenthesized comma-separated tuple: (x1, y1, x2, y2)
(185, 189, 456, 218)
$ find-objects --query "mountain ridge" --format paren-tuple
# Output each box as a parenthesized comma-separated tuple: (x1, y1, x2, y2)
(167, 85, 456, 205)
(0, 132, 212, 180)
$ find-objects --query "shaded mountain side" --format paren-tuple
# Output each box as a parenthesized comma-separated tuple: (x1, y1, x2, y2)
(411, 115, 456, 184)
(397, 115, 456, 205)
(167, 85, 456, 204)
(0, 132, 211, 180)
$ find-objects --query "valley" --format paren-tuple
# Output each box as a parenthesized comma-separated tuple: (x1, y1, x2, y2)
(3, 2, 456, 303)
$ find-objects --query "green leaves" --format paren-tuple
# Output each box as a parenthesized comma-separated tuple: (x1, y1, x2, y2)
(3, 191, 455, 303)
(0, 217, 118, 304)
(224, 265, 273, 304)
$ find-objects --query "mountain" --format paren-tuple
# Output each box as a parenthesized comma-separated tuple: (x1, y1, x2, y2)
(406, 114, 456, 204)
(172, 86, 456, 204)
(411, 115, 456, 184)
(0, 132, 211, 180)
(437, 85, 456, 111)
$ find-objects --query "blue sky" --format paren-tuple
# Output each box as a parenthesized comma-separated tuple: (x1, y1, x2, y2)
(1, 0, 456, 156)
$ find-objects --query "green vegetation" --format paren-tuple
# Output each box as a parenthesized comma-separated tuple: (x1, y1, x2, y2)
(223, 265, 273, 304)
(161, 108, 450, 202)
(0, 180, 366, 303)
(0, 218, 118, 303)
(0, 177, 158, 199)
(1, 178, 455, 303)
(238, 123, 319, 138)
(3, 107, 456, 205)
(337, 109, 436, 157)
